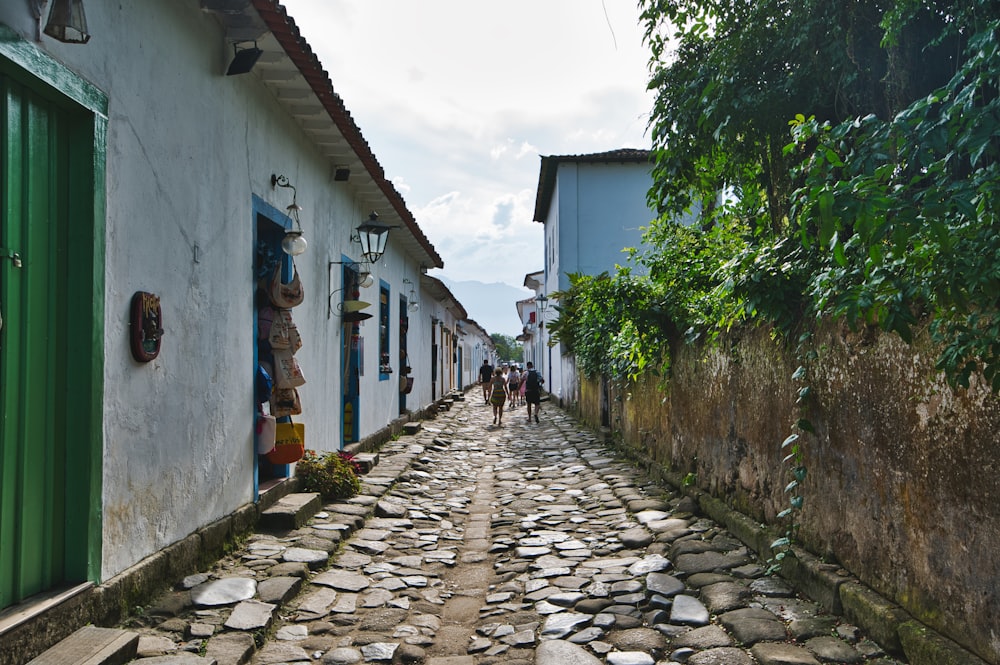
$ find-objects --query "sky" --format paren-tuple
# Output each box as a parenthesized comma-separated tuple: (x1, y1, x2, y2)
(279, 1, 655, 296)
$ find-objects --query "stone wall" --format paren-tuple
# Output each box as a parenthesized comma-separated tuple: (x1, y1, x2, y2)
(576, 321, 1000, 664)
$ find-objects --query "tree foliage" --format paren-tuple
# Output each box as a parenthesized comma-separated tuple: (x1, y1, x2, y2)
(551, 0, 1000, 389)
(490, 333, 520, 364)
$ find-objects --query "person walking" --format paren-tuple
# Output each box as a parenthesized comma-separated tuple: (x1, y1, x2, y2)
(524, 361, 544, 423)
(507, 365, 521, 409)
(479, 358, 494, 404)
(489, 367, 509, 426)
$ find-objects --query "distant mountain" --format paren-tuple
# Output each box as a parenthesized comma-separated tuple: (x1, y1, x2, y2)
(437, 277, 532, 338)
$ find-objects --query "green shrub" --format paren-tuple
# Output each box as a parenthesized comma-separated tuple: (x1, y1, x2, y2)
(295, 450, 361, 499)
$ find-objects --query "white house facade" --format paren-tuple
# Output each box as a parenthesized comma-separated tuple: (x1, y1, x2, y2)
(532, 149, 658, 406)
(0, 1, 479, 649)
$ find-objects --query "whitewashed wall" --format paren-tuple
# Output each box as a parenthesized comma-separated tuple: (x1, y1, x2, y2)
(0, 1, 435, 580)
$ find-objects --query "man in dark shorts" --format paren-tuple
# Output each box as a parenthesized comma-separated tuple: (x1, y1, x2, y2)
(479, 358, 494, 404)
(524, 361, 544, 423)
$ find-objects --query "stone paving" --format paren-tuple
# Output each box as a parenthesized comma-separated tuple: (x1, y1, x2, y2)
(122, 396, 907, 665)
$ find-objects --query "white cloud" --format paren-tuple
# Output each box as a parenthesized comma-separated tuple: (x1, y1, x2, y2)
(280, 0, 652, 309)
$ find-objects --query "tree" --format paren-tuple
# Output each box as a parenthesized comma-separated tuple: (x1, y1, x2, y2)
(551, 1, 1000, 389)
(490, 333, 520, 364)
(628, 0, 1000, 388)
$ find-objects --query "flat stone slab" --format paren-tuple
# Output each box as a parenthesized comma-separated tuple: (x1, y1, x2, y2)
(204, 632, 254, 665)
(628, 554, 671, 574)
(259, 492, 321, 530)
(223, 599, 276, 631)
(190, 577, 256, 607)
(257, 576, 302, 605)
(645, 572, 684, 597)
(606, 653, 655, 665)
(27, 626, 139, 665)
(634, 510, 671, 524)
(750, 642, 821, 665)
(673, 625, 734, 649)
(126, 656, 213, 665)
(295, 587, 338, 616)
(254, 642, 311, 664)
(675, 550, 748, 574)
(670, 595, 710, 626)
(360, 643, 398, 661)
(282, 547, 329, 568)
(312, 570, 371, 591)
(688, 647, 754, 665)
(541, 612, 593, 638)
(702, 581, 752, 613)
(628, 499, 669, 513)
(718, 608, 788, 645)
(804, 636, 863, 663)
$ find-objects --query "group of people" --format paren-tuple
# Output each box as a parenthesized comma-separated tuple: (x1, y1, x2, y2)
(479, 359, 544, 426)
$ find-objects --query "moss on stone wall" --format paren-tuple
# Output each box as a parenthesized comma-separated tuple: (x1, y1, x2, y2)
(577, 320, 1000, 665)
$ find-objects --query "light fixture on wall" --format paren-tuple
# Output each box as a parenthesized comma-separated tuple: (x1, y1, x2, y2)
(353, 212, 392, 264)
(226, 41, 263, 75)
(403, 278, 420, 312)
(271, 174, 307, 256)
(43, 0, 91, 43)
(535, 294, 549, 328)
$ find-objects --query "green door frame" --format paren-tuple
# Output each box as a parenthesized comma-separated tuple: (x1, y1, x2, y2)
(0, 26, 107, 605)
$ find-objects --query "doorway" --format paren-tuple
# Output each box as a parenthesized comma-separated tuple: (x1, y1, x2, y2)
(253, 204, 294, 490)
(341, 264, 365, 446)
(0, 44, 106, 608)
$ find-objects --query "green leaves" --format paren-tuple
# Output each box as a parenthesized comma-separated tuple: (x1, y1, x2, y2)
(548, 272, 673, 383)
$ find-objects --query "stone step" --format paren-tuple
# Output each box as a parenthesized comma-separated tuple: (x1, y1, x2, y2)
(259, 492, 321, 531)
(352, 452, 378, 474)
(27, 626, 139, 665)
(402, 422, 421, 435)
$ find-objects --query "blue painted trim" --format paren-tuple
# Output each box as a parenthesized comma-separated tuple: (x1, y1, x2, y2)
(378, 280, 390, 381)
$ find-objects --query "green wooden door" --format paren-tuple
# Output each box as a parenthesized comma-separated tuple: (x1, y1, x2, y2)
(0, 41, 106, 609)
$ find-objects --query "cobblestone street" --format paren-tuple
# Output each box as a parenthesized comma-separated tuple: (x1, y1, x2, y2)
(123, 395, 906, 665)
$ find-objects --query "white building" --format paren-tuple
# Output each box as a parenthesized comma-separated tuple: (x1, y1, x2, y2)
(531, 149, 658, 406)
(0, 2, 478, 652)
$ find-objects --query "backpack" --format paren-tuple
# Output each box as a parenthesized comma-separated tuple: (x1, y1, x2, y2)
(525, 369, 541, 391)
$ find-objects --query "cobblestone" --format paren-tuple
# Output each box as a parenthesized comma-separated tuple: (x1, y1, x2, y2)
(121, 397, 906, 664)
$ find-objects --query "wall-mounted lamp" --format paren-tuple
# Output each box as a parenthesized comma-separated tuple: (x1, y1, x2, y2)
(536, 294, 549, 328)
(403, 278, 420, 312)
(271, 174, 307, 256)
(352, 212, 392, 264)
(226, 41, 263, 75)
(44, 0, 90, 43)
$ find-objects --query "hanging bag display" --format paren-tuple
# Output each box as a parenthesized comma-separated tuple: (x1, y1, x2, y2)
(267, 420, 305, 464)
(269, 265, 305, 309)
(268, 309, 302, 353)
(256, 414, 277, 454)
(272, 348, 306, 388)
(270, 387, 302, 418)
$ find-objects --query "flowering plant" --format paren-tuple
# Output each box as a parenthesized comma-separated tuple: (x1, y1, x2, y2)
(296, 449, 361, 499)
